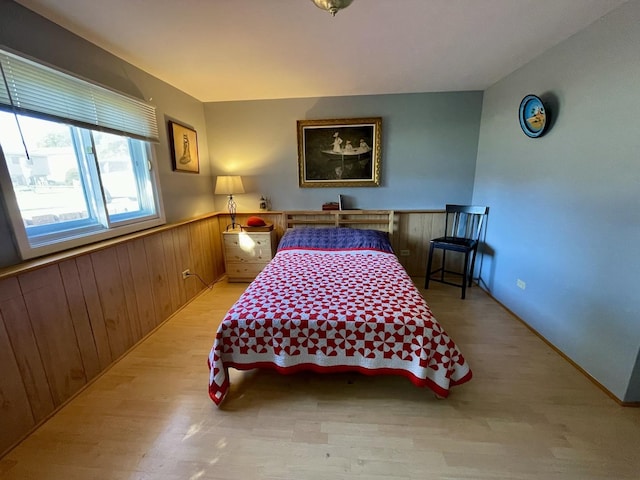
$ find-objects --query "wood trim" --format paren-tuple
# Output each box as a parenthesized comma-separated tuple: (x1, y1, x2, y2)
(393, 209, 444, 214)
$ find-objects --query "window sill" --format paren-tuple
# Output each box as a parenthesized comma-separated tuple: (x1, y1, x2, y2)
(0, 212, 220, 280)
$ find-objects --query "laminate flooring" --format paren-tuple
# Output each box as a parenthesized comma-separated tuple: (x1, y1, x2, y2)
(1, 279, 639, 479)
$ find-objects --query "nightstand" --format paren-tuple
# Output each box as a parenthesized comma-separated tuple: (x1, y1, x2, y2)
(222, 229, 277, 282)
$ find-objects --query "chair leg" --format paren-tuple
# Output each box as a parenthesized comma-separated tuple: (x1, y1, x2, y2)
(425, 243, 435, 289)
(461, 250, 471, 299)
(469, 246, 479, 287)
(440, 250, 446, 282)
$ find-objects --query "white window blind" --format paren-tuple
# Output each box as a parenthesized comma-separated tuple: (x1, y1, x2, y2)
(0, 48, 158, 142)
(0, 69, 9, 105)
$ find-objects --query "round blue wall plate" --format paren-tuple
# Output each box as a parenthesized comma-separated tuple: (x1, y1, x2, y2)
(519, 94, 547, 138)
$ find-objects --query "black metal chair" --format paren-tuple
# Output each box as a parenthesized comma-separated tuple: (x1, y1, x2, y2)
(425, 205, 488, 299)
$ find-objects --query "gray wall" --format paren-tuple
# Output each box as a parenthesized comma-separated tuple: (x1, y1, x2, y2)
(473, 0, 640, 401)
(204, 92, 482, 213)
(0, 0, 215, 267)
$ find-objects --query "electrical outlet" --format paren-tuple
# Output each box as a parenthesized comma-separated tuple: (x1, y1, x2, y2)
(517, 278, 526, 290)
(399, 249, 410, 256)
(182, 269, 191, 280)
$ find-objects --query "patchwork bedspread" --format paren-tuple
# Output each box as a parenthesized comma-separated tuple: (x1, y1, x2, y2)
(208, 248, 472, 405)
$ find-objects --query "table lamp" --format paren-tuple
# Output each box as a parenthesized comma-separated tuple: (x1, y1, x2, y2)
(214, 175, 245, 230)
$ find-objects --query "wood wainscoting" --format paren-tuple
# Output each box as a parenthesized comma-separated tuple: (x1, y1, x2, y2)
(393, 210, 446, 276)
(0, 209, 450, 457)
(218, 210, 450, 278)
(0, 214, 225, 457)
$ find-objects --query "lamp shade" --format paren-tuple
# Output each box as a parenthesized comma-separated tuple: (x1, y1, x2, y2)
(214, 175, 245, 195)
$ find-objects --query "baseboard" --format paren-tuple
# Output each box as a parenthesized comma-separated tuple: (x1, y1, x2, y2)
(477, 285, 638, 407)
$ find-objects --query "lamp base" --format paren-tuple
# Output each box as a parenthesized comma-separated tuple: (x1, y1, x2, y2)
(225, 196, 239, 231)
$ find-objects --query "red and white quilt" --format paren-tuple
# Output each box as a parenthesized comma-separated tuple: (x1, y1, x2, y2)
(208, 249, 472, 405)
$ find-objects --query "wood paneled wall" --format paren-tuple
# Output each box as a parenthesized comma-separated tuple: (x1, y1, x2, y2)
(0, 215, 224, 456)
(220, 210, 450, 277)
(0, 210, 449, 457)
(393, 210, 447, 276)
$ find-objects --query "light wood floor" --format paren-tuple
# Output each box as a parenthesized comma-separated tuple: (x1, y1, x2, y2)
(1, 279, 639, 480)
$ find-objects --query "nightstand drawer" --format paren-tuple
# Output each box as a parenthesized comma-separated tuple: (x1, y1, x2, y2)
(225, 262, 268, 280)
(224, 245, 272, 263)
(222, 229, 277, 281)
(223, 233, 274, 250)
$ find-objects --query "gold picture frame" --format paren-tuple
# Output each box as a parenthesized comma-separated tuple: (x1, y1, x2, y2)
(297, 117, 382, 187)
(169, 121, 199, 173)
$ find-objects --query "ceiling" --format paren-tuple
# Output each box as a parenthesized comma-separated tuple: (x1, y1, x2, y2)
(15, 0, 627, 103)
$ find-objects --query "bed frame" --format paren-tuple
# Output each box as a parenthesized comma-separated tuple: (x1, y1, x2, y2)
(208, 213, 473, 405)
(284, 210, 394, 234)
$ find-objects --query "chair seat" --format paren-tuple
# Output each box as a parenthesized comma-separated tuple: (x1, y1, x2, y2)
(431, 236, 477, 251)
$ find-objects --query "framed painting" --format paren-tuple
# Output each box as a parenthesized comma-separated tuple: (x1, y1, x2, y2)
(297, 117, 382, 187)
(169, 121, 199, 173)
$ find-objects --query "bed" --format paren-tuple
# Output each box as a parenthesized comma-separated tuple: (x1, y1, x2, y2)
(208, 213, 472, 405)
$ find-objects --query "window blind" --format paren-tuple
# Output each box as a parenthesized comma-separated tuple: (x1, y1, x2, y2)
(0, 66, 9, 106)
(0, 49, 159, 142)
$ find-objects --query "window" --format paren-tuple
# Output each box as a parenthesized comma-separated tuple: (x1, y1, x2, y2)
(0, 48, 165, 260)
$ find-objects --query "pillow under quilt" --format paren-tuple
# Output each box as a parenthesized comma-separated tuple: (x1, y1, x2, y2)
(277, 227, 393, 253)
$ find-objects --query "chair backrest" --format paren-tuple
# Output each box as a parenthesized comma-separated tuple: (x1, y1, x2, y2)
(444, 204, 489, 241)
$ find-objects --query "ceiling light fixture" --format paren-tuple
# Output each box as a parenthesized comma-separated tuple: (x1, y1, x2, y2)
(310, 0, 354, 17)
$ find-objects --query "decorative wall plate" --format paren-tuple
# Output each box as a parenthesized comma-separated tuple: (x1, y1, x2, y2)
(519, 94, 547, 138)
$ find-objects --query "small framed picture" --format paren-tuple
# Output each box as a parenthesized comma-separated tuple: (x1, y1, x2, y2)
(297, 117, 382, 187)
(169, 121, 199, 173)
